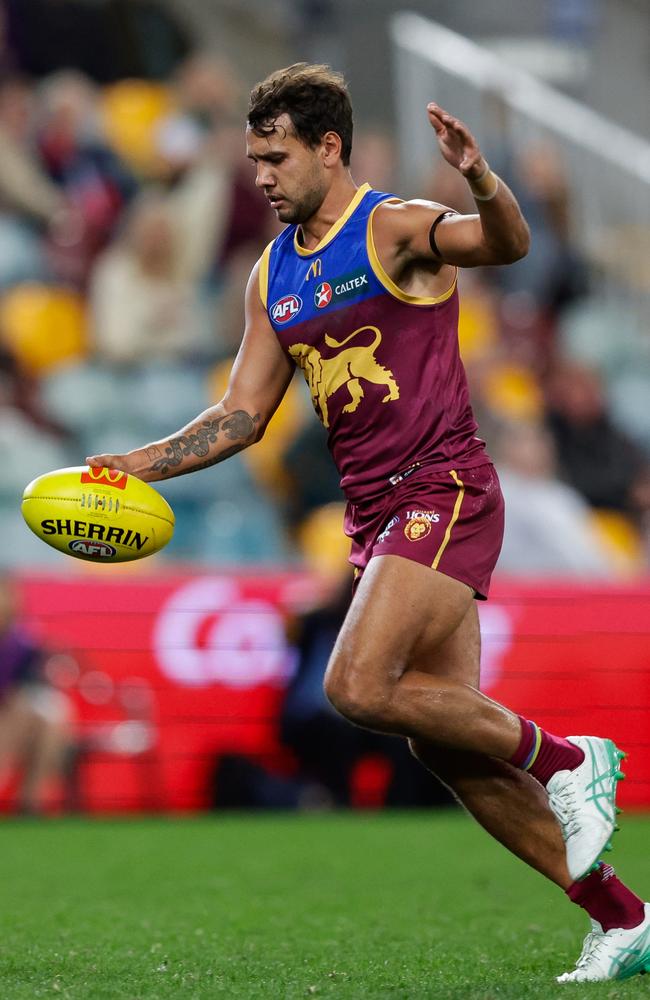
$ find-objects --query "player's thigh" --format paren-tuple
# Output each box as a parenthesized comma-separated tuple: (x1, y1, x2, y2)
(407, 600, 481, 688)
(326, 554, 474, 692)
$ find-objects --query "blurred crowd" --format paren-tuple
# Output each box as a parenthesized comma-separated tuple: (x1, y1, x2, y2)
(1, 45, 649, 577)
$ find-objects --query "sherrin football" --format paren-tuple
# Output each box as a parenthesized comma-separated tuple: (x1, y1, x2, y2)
(21, 466, 175, 563)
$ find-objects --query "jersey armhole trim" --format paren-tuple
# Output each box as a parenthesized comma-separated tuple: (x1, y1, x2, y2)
(366, 201, 458, 306)
(258, 239, 274, 309)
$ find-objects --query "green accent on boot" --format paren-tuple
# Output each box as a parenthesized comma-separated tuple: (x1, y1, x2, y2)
(608, 922, 650, 980)
(584, 740, 624, 822)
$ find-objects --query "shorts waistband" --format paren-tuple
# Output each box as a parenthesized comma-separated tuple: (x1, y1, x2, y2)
(388, 462, 422, 486)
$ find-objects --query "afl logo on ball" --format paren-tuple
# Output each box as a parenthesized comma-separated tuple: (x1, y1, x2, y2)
(69, 539, 116, 559)
(271, 294, 302, 324)
(80, 468, 128, 490)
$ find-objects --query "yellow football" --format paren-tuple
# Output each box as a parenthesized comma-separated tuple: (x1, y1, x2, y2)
(21, 466, 175, 563)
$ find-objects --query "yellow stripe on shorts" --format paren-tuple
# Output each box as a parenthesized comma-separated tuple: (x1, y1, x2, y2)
(432, 469, 465, 570)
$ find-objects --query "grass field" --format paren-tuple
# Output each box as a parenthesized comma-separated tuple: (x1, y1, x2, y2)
(1, 811, 649, 999)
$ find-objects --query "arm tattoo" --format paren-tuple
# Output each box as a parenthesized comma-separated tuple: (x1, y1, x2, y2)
(148, 411, 260, 477)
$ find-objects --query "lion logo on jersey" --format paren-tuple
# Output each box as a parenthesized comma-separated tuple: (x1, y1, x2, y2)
(288, 326, 399, 428)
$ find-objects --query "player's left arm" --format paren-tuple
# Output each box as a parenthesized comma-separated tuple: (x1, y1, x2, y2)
(385, 103, 531, 269)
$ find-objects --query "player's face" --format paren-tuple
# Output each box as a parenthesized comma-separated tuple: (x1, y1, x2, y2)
(246, 113, 328, 225)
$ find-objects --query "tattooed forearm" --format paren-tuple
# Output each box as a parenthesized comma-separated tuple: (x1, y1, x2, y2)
(190, 444, 255, 473)
(148, 411, 260, 477)
(221, 411, 257, 441)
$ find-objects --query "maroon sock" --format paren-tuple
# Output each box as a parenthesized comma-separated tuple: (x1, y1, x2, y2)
(568, 863, 645, 932)
(508, 717, 585, 786)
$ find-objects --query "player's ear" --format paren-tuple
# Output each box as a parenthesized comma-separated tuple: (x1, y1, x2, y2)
(321, 130, 343, 166)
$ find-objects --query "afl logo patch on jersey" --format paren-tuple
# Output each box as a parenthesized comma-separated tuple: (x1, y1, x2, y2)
(314, 282, 333, 308)
(271, 294, 303, 324)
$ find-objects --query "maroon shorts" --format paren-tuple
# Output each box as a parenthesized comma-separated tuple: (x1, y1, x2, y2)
(345, 463, 505, 600)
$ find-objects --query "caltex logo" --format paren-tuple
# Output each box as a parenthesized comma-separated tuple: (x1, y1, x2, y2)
(314, 282, 333, 308)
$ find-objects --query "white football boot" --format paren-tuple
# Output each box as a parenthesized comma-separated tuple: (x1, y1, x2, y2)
(546, 736, 625, 882)
(557, 903, 650, 982)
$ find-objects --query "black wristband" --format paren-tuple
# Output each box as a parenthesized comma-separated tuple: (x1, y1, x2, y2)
(428, 211, 456, 259)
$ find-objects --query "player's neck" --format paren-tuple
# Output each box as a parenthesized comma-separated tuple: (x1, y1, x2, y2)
(297, 173, 360, 250)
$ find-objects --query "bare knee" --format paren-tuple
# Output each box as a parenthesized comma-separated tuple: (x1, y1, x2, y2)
(324, 658, 393, 731)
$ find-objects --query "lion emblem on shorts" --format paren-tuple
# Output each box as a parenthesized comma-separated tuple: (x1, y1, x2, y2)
(404, 510, 440, 541)
(404, 517, 432, 541)
(288, 326, 400, 428)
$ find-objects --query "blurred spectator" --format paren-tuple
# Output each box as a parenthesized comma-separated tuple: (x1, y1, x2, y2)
(280, 574, 453, 807)
(158, 53, 241, 167)
(157, 54, 276, 352)
(90, 191, 207, 365)
(6, 0, 190, 83)
(545, 360, 650, 517)
(36, 70, 138, 286)
(284, 420, 343, 523)
(0, 75, 62, 287)
(497, 141, 589, 315)
(0, 75, 63, 223)
(159, 54, 275, 263)
(493, 420, 614, 577)
(350, 129, 397, 193)
(426, 99, 588, 367)
(0, 575, 73, 813)
(0, 341, 67, 437)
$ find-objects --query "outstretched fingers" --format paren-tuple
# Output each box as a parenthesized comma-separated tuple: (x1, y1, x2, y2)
(427, 103, 462, 129)
(427, 102, 446, 130)
(427, 102, 482, 175)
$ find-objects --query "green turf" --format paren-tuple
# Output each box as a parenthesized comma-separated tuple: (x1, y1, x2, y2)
(0, 812, 649, 999)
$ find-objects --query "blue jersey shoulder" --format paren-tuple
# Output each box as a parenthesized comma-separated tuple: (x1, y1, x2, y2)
(267, 187, 394, 330)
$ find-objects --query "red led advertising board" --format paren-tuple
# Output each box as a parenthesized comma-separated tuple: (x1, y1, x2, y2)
(8, 573, 650, 811)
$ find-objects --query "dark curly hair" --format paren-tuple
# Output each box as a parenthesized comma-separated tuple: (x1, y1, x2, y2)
(247, 63, 353, 166)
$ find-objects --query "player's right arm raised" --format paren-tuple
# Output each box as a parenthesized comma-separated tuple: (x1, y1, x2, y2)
(86, 259, 293, 482)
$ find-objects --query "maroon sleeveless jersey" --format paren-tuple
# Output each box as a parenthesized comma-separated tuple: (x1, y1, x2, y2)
(262, 183, 490, 502)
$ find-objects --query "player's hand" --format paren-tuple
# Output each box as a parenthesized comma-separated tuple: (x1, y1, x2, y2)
(427, 103, 486, 180)
(85, 452, 135, 474)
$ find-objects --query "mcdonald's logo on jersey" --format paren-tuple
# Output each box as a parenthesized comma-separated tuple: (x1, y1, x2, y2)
(304, 258, 323, 282)
(80, 467, 129, 490)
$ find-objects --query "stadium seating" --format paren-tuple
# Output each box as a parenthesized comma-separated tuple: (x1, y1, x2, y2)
(607, 370, 650, 452)
(457, 290, 498, 360)
(589, 508, 645, 574)
(195, 494, 294, 565)
(297, 502, 349, 577)
(0, 218, 49, 289)
(0, 284, 87, 374)
(483, 363, 545, 422)
(0, 408, 75, 567)
(100, 80, 175, 178)
(41, 361, 126, 435)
